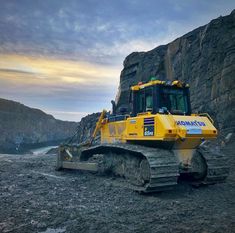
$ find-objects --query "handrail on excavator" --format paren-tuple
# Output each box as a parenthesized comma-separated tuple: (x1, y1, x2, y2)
(199, 113, 214, 124)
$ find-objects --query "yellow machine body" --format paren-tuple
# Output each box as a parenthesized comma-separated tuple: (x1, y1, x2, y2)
(101, 113, 217, 146)
(57, 79, 229, 192)
(99, 80, 218, 167)
(101, 113, 217, 165)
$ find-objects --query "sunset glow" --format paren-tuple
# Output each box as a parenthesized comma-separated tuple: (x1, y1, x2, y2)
(0, 0, 234, 121)
(0, 54, 120, 121)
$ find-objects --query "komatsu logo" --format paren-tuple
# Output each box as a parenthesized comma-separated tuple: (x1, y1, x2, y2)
(176, 120, 206, 127)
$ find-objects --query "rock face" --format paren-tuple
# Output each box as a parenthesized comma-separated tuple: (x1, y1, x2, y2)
(71, 113, 100, 144)
(0, 98, 77, 153)
(116, 10, 235, 132)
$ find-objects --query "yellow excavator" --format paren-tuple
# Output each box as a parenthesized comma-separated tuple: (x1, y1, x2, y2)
(56, 79, 229, 192)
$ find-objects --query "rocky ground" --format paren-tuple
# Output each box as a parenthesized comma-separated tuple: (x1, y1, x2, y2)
(0, 141, 235, 233)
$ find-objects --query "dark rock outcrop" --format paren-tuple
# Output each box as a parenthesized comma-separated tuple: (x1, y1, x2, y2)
(116, 10, 235, 133)
(70, 112, 100, 144)
(0, 98, 77, 153)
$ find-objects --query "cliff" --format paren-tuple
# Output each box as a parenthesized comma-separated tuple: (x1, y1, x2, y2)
(65, 112, 100, 144)
(116, 10, 235, 133)
(0, 98, 77, 153)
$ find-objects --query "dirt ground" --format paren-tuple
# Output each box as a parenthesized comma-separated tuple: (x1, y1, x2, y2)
(0, 142, 235, 233)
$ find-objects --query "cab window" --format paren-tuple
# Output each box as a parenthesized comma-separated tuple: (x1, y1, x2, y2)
(160, 87, 188, 114)
(137, 87, 153, 113)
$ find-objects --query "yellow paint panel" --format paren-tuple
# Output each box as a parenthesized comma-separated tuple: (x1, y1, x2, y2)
(101, 113, 217, 149)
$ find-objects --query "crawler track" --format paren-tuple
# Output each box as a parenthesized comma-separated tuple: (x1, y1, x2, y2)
(57, 143, 229, 192)
(81, 144, 179, 193)
(198, 146, 230, 184)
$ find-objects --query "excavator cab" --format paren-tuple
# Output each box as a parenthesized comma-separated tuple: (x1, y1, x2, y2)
(131, 79, 191, 116)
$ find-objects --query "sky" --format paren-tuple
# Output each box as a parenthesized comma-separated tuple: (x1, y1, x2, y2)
(0, 0, 234, 121)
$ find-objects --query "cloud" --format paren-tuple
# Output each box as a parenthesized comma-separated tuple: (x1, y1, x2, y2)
(0, 54, 120, 120)
(0, 68, 35, 75)
(0, 54, 120, 85)
(1, 0, 234, 67)
(0, 0, 235, 121)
